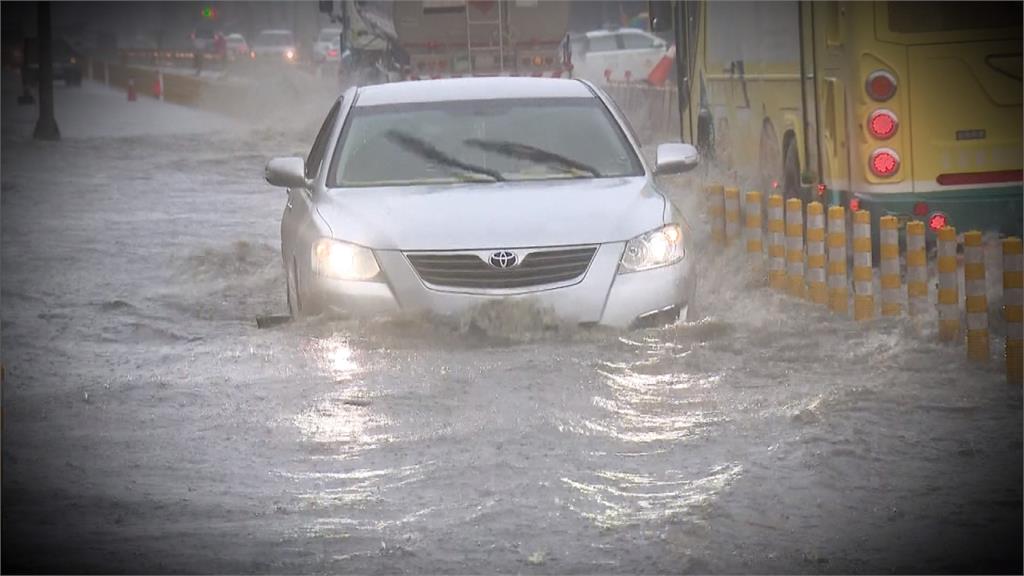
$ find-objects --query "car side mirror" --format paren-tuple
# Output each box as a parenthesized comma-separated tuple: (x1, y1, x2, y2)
(655, 143, 699, 175)
(265, 156, 307, 188)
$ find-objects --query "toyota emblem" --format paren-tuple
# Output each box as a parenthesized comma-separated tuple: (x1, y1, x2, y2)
(488, 250, 518, 269)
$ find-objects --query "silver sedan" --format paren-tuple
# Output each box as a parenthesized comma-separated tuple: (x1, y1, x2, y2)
(266, 77, 700, 328)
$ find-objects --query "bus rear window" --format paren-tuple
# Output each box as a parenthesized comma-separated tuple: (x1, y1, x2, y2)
(888, 1, 1022, 34)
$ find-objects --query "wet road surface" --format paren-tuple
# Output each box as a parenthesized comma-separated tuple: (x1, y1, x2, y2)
(2, 79, 1021, 573)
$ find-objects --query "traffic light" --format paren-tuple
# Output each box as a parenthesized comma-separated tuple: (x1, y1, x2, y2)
(201, 6, 217, 20)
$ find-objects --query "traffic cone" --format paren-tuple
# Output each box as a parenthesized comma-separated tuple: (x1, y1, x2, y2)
(127, 78, 137, 102)
(647, 45, 676, 87)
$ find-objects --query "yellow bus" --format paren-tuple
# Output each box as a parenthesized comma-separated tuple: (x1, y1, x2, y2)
(653, 1, 1022, 238)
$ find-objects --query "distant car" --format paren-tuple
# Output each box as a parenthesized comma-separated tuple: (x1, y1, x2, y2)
(571, 28, 668, 84)
(22, 36, 83, 87)
(266, 77, 700, 328)
(225, 33, 249, 58)
(312, 28, 342, 63)
(250, 29, 298, 64)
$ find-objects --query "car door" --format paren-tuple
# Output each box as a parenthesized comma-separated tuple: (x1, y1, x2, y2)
(619, 30, 667, 78)
(281, 99, 341, 275)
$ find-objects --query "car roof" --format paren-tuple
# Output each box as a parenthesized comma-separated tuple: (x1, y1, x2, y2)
(354, 77, 595, 107)
(585, 27, 647, 38)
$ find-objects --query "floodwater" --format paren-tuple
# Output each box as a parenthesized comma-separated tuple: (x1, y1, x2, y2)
(2, 75, 1021, 574)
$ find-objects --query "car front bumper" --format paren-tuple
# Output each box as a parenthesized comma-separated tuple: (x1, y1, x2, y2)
(310, 242, 696, 328)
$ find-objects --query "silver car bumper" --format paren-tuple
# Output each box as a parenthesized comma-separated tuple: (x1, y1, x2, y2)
(310, 242, 695, 328)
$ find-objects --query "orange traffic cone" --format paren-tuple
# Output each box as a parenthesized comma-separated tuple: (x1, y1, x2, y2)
(127, 78, 137, 102)
(647, 45, 676, 87)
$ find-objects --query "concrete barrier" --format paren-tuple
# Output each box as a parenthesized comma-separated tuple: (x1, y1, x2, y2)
(827, 206, 848, 316)
(1005, 237, 1023, 384)
(806, 202, 827, 305)
(880, 215, 902, 316)
(964, 231, 989, 361)
(937, 226, 959, 341)
(906, 221, 928, 316)
(768, 194, 786, 291)
(785, 198, 805, 298)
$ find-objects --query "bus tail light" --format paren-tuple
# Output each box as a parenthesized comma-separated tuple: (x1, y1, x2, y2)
(913, 202, 929, 217)
(870, 148, 900, 177)
(928, 212, 949, 231)
(866, 70, 897, 102)
(868, 109, 898, 139)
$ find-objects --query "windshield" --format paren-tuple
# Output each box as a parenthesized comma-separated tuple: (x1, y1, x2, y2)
(255, 32, 293, 46)
(329, 97, 644, 187)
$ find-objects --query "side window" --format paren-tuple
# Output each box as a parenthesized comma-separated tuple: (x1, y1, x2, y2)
(306, 99, 342, 180)
(587, 34, 618, 53)
(621, 32, 657, 50)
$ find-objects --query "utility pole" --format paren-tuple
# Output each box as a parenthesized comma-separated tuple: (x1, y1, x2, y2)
(33, 1, 60, 141)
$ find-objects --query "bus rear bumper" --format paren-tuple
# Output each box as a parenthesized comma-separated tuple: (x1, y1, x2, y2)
(847, 185, 1023, 238)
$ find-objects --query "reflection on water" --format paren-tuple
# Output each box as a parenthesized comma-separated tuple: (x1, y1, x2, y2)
(292, 336, 391, 451)
(562, 463, 743, 528)
(559, 329, 740, 528)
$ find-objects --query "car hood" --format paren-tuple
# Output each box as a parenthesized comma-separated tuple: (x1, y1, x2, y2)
(315, 177, 668, 251)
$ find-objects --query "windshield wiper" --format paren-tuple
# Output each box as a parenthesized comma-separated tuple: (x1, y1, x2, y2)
(463, 138, 602, 178)
(385, 130, 504, 182)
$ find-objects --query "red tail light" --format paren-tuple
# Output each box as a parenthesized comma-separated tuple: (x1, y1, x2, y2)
(850, 197, 861, 212)
(771, 179, 780, 190)
(816, 183, 827, 197)
(928, 212, 948, 231)
(866, 70, 897, 102)
(913, 202, 929, 217)
(868, 109, 897, 139)
(869, 148, 900, 177)
(328, 49, 338, 57)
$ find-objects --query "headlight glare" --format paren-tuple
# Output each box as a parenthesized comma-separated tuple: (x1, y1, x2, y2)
(313, 238, 380, 281)
(619, 224, 684, 273)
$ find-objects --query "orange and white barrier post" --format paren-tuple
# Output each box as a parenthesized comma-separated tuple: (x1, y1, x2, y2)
(806, 202, 827, 305)
(852, 210, 873, 321)
(937, 226, 959, 341)
(879, 216, 902, 316)
(707, 184, 725, 246)
(745, 191, 764, 277)
(827, 206, 848, 315)
(1004, 237, 1022, 384)
(964, 231, 989, 361)
(767, 194, 786, 291)
(785, 198, 805, 298)
(724, 187, 741, 246)
(906, 221, 928, 316)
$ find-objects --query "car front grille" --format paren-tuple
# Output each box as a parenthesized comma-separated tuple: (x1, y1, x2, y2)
(406, 246, 597, 290)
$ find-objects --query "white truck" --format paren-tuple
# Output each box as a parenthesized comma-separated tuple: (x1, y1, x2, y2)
(393, 0, 572, 79)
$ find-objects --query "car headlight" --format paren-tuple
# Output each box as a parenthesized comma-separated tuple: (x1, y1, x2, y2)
(312, 238, 380, 281)
(285, 49, 295, 61)
(619, 223, 684, 273)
